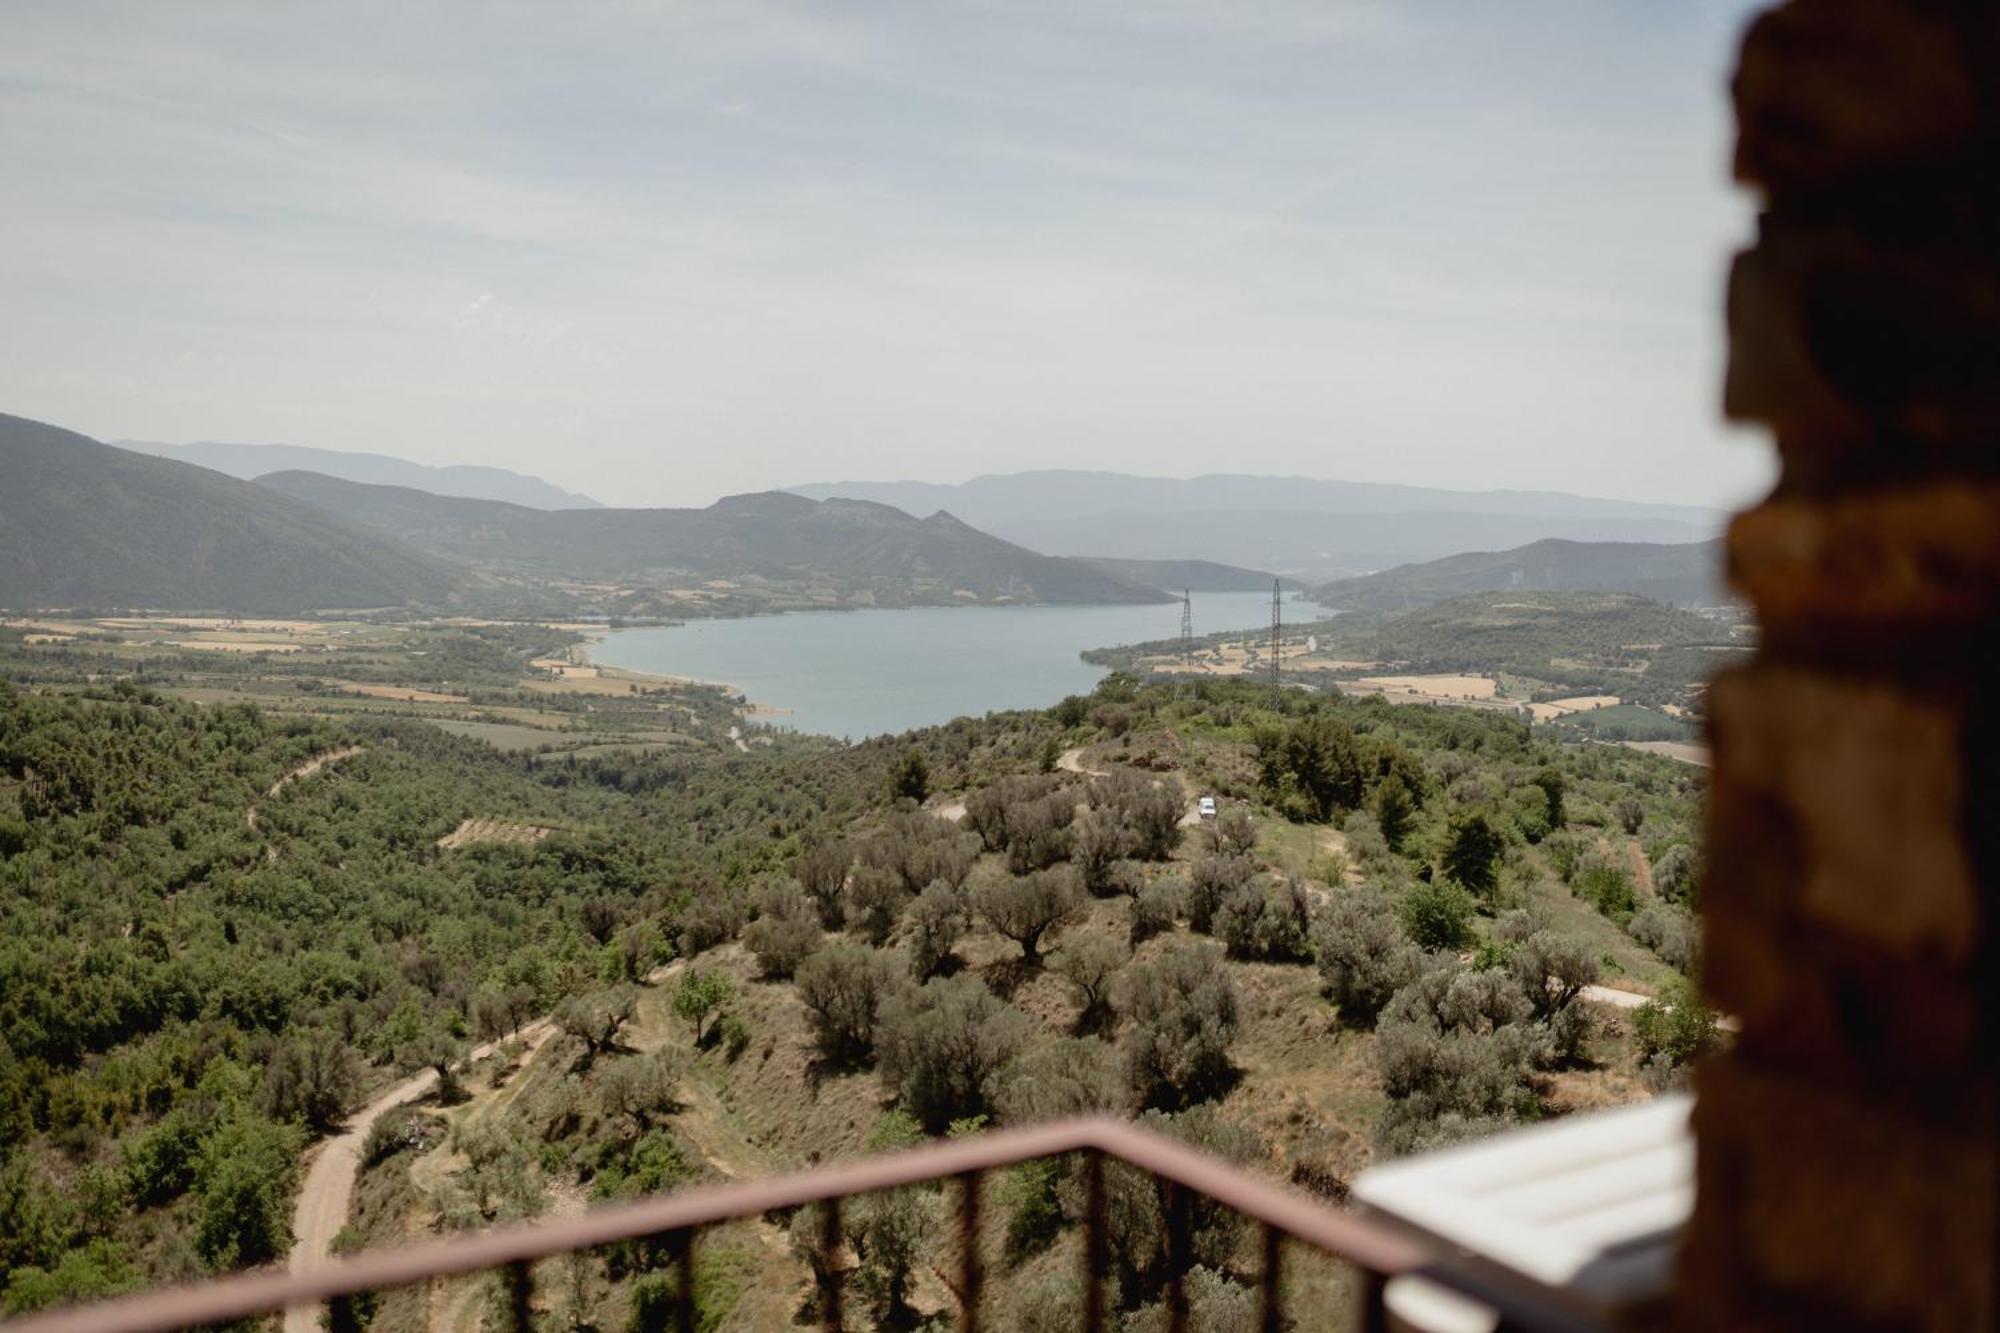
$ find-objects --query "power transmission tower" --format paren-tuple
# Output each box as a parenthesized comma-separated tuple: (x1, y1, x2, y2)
(1177, 588, 1194, 699)
(1270, 579, 1282, 695)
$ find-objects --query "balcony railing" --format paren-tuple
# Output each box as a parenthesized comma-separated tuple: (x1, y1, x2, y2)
(0, 1115, 1605, 1333)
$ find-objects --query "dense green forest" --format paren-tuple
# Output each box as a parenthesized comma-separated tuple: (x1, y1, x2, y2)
(0, 668, 1711, 1327)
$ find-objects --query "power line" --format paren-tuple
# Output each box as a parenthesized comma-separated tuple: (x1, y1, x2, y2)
(1177, 588, 1194, 700)
(1270, 579, 1282, 695)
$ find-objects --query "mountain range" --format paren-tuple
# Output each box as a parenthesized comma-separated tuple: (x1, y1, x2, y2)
(0, 413, 458, 613)
(788, 470, 1725, 578)
(1308, 537, 1729, 611)
(254, 470, 1171, 615)
(117, 439, 602, 510)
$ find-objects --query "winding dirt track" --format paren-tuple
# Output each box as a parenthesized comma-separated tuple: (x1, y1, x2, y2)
(248, 746, 364, 831)
(282, 1020, 558, 1333)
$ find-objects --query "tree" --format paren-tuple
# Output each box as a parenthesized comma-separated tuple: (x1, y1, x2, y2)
(1652, 844, 1700, 905)
(852, 1186, 936, 1327)
(1373, 957, 1542, 1156)
(1509, 929, 1599, 1020)
(795, 944, 903, 1065)
(1400, 879, 1474, 952)
(1071, 805, 1131, 895)
(1615, 794, 1646, 835)
(1214, 877, 1311, 962)
(1441, 812, 1504, 900)
(975, 869, 1083, 966)
(1531, 767, 1566, 833)
(876, 974, 1033, 1130)
(743, 882, 822, 980)
(555, 988, 636, 1067)
(261, 1027, 358, 1134)
(908, 880, 970, 979)
(1121, 942, 1239, 1109)
(1129, 879, 1180, 945)
(1373, 774, 1415, 853)
(1089, 1108, 1260, 1303)
(1311, 889, 1418, 1026)
(398, 1023, 467, 1104)
(1184, 854, 1253, 935)
(889, 748, 930, 803)
(193, 1113, 303, 1270)
(1004, 792, 1077, 875)
(1629, 904, 1700, 973)
(1053, 934, 1129, 1033)
(794, 836, 852, 928)
(596, 1049, 681, 1131)
(673, 968, 732, 1046)
(994, 1037, 1129, 1124)
(847, 862, 912, 946)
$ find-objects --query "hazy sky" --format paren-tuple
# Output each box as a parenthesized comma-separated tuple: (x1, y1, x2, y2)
(3, 1, 1772, 509)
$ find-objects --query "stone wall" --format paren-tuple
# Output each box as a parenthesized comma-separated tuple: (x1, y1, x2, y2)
(1682, 2, 1999, 1328)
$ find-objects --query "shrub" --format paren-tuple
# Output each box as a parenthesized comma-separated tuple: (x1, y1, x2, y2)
(362, 1106, 438, 1168)
(1615, 795, 1646, 835)
(795, 944, 903, 1066)
(889, 748, 930, 803)
(975, 868, 1083, 965)
(1574, 855, 1637, 921)
(1399, 879, 1474, 952)
(1206, 805, 1258, 857)
(1311, 888, 1418, 1026)
(876, 975, 1033, 1131)
(1121, 942, 1239, 1109)
(1633, 977, 1719, 1068)
(675, 889, 744, 957)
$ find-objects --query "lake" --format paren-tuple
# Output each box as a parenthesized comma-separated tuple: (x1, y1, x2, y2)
(590, 590, 1294, 739)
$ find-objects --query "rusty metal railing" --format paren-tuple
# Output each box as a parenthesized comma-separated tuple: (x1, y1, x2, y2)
(1, 1115, 1513, 1333)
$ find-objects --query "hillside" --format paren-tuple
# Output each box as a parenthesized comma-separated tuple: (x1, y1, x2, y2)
(117, 439, 602, 509)
(256, 472, 1171, 613)
(1311, 538, 1728, 611)
(0, 414, 460, 614)
(0, 668, 1708, 1325)
(1070, 556, 1288, 593)
(788, 471, 1725, 577)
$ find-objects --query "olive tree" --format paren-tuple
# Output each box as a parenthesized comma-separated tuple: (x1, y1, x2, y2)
(875, 974, 1033, 1130)
(1121, 941, 1239, 1109)
(975, 868, 1083, 966)
(1311, 888, 1418, 1026)
(795, 944, 903, 1066)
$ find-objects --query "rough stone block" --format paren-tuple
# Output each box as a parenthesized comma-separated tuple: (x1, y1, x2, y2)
(1706, 664, 1980, 962)
(1733, 0, 1978, 194)
(1683, 1060, 1995, 1332)
(1728, 485, 2000, 629)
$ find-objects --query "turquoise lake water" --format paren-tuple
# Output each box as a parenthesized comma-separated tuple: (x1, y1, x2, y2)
(590, 591, 1293, 740)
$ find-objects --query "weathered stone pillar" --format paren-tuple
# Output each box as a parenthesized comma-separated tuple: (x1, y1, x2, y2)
(1681, 2, 1999, 1328)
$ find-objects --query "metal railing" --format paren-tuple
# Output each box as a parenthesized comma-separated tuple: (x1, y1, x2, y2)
(2, 1116, 1509, 1333)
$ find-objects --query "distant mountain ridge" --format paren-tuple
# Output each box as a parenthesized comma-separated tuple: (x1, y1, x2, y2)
(254, 471, 1171, 614)
(0, 414, 459, 613)
(1069, 557, 1289, 593)
(1309, 538, 1728, 612)
(117, 439, 602, 509)
(785, 471, 1725, 577)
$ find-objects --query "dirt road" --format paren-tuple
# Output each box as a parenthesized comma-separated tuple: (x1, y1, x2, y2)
(282, 1019, 557, 1333)
(249, 746, 363, 831)
(1056, 747, 1105, 778)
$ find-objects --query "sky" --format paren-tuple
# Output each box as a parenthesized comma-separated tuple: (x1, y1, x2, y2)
(1, 1, 1773, 510)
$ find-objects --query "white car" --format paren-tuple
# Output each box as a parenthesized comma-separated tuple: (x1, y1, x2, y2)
(1197, 795, 1218, 820)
